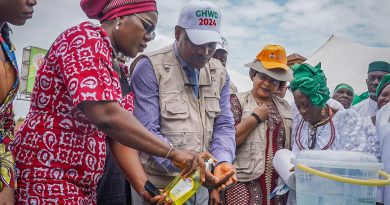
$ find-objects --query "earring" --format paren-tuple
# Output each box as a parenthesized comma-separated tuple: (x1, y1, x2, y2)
(115, 21, 121, 30)
(321, 108, 326, 116)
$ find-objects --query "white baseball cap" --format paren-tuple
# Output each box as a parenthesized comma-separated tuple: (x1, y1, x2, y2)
(215, 36, 228, 53)
(178, 0, 222, 45)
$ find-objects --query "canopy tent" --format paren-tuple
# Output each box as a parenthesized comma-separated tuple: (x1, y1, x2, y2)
(305, 35, 390, 94)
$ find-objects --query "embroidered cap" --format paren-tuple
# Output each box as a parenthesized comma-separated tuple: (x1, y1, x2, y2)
(256, 45, 289, 70)
(368, 61, 390, 73)
(178, 0, 222, 45)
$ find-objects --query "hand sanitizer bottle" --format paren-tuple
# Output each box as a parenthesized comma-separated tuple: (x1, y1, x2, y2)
(164, 158, 214, 205)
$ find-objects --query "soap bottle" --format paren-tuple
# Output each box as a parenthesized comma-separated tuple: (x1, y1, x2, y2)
(164, 158, 214, 205)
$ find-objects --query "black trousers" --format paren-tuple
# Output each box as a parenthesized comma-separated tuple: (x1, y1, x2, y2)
(97, 146, 132, 205)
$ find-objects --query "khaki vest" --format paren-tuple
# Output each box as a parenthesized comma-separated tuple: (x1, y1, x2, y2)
(229, 80, 238, 95)
(234, 90, 292, 182)
(138, 44, 227, 188)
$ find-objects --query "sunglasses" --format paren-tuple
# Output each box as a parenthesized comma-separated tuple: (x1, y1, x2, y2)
(134, 13, 156, 40)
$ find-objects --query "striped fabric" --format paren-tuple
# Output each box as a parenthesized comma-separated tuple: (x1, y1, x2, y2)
(101, 0, 157, 21)
(102, 0, 152, 13)
(80, 0, 156, 21)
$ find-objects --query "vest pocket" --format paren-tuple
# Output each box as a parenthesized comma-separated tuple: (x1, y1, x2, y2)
(162, 131, 202, 152)
(162, 100, 189, 119)
(205, 97, 221, 118)
(234, 145, 252, 171)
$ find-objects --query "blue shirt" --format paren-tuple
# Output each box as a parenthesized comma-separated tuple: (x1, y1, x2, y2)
(172, 42, 200, 97)
(131, 43, 236, 172)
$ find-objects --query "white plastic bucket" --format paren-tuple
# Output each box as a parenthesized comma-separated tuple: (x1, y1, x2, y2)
(292, 150, 384, 205)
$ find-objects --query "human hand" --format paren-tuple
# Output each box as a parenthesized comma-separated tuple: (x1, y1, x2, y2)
(202, 168, 223, 188)
(197, 152, 218, 183)
(149, 192, 173, 205)
(169, 149, 206, 178)
(0, 186, 14, 205)
(253, 103, 269, 121)
(213, 162, 237, 190)
(209, 189, 221, 205)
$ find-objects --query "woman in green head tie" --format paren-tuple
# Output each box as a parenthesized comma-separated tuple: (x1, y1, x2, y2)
(286, 63, 377, 205)
(332, 83, 354, 109)
(375, 74, 390, 204)
(376, 74, 390, 205)
(290, 63, 375, 153)
(376, 74, 390, 111)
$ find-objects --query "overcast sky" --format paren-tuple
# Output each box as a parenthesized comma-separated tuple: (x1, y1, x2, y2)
(11, 0, 390, 118)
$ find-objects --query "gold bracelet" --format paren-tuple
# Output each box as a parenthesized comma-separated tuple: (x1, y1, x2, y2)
(164, 143, 174, 159)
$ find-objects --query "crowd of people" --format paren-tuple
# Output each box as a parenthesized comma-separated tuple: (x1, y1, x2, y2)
(0, 0, 389, 205)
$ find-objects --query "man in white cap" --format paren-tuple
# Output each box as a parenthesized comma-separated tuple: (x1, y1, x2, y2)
(130, 0, 237, 204)
(212, 36, 238, 95)
(213, 36, 228, 68)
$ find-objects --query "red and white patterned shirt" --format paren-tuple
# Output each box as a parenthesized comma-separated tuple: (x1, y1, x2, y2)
(13, 22, 133, 204)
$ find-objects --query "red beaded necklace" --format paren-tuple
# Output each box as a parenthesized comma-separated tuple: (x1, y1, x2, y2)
(295, 106, 336, 150)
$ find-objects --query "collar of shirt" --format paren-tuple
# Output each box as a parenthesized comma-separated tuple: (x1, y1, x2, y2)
(368, 97, 377, 107)
(368, 97, 379, 114)
(173, 41, 199, 86)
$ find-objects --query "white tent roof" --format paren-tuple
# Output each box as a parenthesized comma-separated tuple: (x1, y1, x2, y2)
(305, 35, 390, 94)
(227, 68, 252, 92)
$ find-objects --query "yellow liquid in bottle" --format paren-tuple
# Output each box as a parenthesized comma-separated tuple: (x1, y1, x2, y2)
(165, 158, 213, 205)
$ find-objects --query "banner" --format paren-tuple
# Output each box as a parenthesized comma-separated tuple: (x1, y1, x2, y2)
(26, 47, 47, 93)
(19, 46, 47, 96)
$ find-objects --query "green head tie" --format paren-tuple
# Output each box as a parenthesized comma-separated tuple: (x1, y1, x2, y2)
(334, 83, 354, 95)
(290, 63, 330, 107)
(376, 74, 390, 98)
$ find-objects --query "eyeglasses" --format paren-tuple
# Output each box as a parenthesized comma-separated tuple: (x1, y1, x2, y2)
(134, 13, 156, 40)
(256, 72, 280, 86)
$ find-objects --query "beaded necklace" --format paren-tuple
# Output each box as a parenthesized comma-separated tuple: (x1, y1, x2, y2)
(295, 106, 336, 150)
